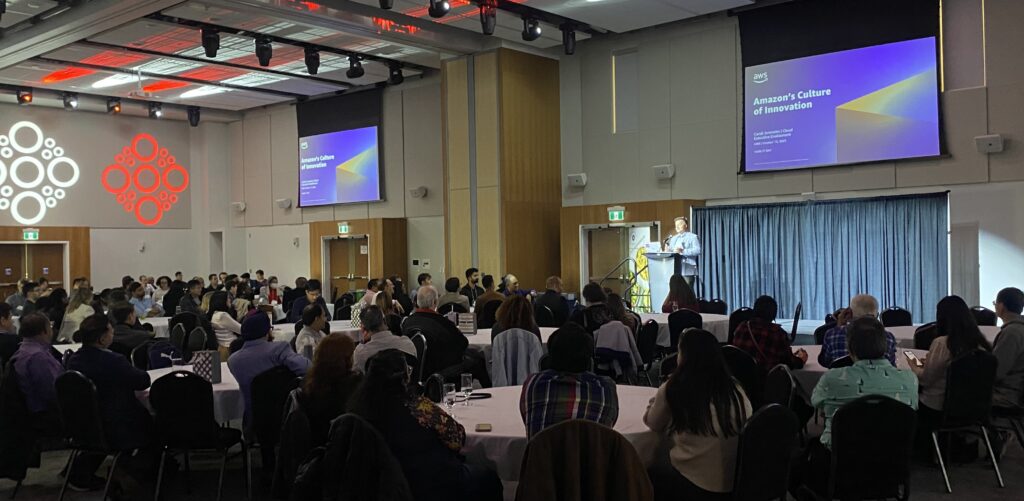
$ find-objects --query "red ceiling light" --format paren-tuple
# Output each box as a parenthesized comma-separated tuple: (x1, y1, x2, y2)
(142, 80, 190, 93)
(41, 67, 96, 84)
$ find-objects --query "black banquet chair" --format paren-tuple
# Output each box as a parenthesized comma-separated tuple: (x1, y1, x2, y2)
(880, 307, 913, 327)
(732, 404, 800, 501)
(438, 302, 468, 315)
(54, 371, 128, 501)
(477, 300, 501, 329)
(971, 306, 998, 327)
(534, 305, 557, 328)
(727, 307, 755, 344)
(667, 309, 702, 349)
(913, 323, 938, 350)
(636, 320, 660, 386)
(829, 355, 854, 369)
(721, 345, 764, 407)
(250, 366, 302, 479)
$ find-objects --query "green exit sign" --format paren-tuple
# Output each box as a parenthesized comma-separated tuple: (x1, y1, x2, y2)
(22, 229, 39, 241)
(338, 222, 350, 234)
(607, 206, 625, 222)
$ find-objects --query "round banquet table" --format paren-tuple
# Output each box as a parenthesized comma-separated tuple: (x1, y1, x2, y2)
(886, 324, 1000, 349)
(143, 317, 170, 339)
(639, 312, 731, 345)
(792, 345, 927, 397)
(136, 362, 243, 423)
(452, 385, 665, 482)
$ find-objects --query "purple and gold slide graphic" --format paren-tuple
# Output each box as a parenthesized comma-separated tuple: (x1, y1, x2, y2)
(298, 126, 381, 206)
(744, 37, 939, 172)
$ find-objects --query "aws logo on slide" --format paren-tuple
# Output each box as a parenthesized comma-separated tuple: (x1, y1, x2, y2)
(753, 72, 769, 84)
(102, 133, 189, 226)
(0, 121, 80, 225)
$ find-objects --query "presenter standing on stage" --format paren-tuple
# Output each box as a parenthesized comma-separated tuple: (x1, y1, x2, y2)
(664, 216, 701, 289)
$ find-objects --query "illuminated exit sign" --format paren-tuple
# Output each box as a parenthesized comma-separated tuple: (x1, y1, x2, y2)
(22, 229, 39, 241)
(607, 206, 625, 222)
(338, 222, 350, 234)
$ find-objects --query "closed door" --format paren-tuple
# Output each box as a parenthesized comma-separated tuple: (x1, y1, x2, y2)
(0, 245, 24, 301)
(588, 227, 628, 295)
(28, 244, 64, 288)
(328, 236, 370, 300)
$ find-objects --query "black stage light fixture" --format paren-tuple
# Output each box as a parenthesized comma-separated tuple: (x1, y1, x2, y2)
(379, 0, 393, 8)
(254, 37, 273, 67)
(148, 102, 163, 119)
(479, 1, 496, 35)
(428, 0, 450, 18)
(346, 56, 365, 79)
(62, 92, 78, 110)
(187, 106, 201, 127)
(16, 89, 32, 105)
(107, 98, 122, 114)
(304, 47, 320, 75)
(561, 25, 576, 55)
(521, 17, 542, 41)
(388, 65, 404, 85)
(201, 28, 220, 58)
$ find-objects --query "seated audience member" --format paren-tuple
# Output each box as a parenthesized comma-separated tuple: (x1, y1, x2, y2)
(58, 287, 96, 342)
(240, 273, 254, 293)
(731, 295, 807, 371)
(437, 277, 470, 311)
(410, 273, 432, 304)
(459, 268, 485, 307)
(569, 282, 612, 333)
(5, 279, 27, 312)
(260, 276, 281, 304)
(360, 279, 382, 309)
(173, 271, 184, 284)
(152, 276, 172, 304)
(389, 275, 414, 316)
(501, 274, 530, 298)
(178, 279, 205, 315)
(373, 288, 403, 333)
(349, 350, 502, 501)
(228, 313, 310, 430)
(819, 294, 897, 367)
(288, 279, 331, 323)
(662, 274, 699, 313)
(520, 324, 618, 437)
(37, 277, 52, 297)
(0, 303, 19, 363)
(353, 305, 417, 372)
(492, 295, 541, 341)
(209, 292, 242, 358)
(295, 304, 328, 358)
(71, 277, 90, 291)
(109, 303, 156, 359)
(254, 270, 267, 289)
(121, 275, 134, 291)
(18, 282, 41, 316)
(645, 329, 751, 501)
(606, 293, 638, 333)
(402, 286, 469, 370)
(993, 287, 1024, 409)
(39, 288, 68, 333)
(218, 272, 229, 288)
(474, 275, 504, 313)
(913, 295, 992, 446)
(128, 282, 163, 319)
(534, 276, 570, 326)
(206, 274, 220, 294)
(282, 277, 307, 311)
(300, 334, 363, 444)
(798, 317, 918, 497)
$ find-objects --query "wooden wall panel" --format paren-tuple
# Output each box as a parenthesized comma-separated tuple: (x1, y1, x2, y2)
(0, 226, 90, 283)
(444, 59, 471, 191)
(307, 218, 406, 282)
(558, 200, 705, 292)
(475, 52, 500, 189)
(476, 186, 501, 280)
(447, 190, 472, 281)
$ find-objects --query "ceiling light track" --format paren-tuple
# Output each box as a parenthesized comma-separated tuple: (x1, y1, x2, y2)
(0, 83, 214, 125)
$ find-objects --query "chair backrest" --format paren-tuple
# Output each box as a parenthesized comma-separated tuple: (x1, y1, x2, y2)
(534, 304, 557, 328)
(708, 299, 728, 315)
(880, 307, 913, 327)
(149, 370, 220, 448)
(424, 373, 445, 403)
(477, 300, 502, 329)
(789, 302, 802, 342)
(492, 328, 545, 386)
(727, 307, 754, 344)
(667, 309, 702, 348)
(813, 322, 834, 345)
(408, 331, 428, 384)
(943, 349, 998, 425)
(732, 404, 800, 501)
(147, 340, 182, 369)
(170, 311, 202, 335)
(829, 355, 853, 369)
(721, 345, 764, 405)
(130, 340, 155, 370)
(168, 323, 187, 351)
(762, 364, 795, 408)
(698, 299, 714, 314)
(252, 365, 302, 448)
(829, 395, 916, 500)
(335, 293, 355, 320)
(971, 306, 998, 327)
(54, 371, 107, 451)
(438, 302, 467, 315)
(184, 328, 207, 360)
(636, 320, 659, 364)
(913, 323, 938, 350)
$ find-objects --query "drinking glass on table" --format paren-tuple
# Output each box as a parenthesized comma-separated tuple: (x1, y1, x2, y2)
(460, 373, 473, 406)
(443, 383, 457, 411)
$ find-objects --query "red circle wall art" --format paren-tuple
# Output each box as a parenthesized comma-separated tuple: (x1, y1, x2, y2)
(103, 133, 189, 226)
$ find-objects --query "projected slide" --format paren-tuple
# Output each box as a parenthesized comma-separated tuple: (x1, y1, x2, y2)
(744, 37, 939, 172)
(298, 126, 381, 206)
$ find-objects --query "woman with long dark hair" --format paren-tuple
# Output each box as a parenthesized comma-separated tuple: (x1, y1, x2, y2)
(662, 274, 699, 313)
(348, 350, 501, 501)
(644, 329, 751, 500)
(208, 291, 240, 358)
(606, 293, 638, 333)
(491, 294, 540, 341)
(300, 334, 362, 444)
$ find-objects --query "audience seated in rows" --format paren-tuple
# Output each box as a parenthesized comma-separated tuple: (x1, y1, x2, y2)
(501, 273, 531, 298)
(151, 276, 171, 305)
(299, 334, 363, 445)
(0, 303, 18, 363)
(819, 294, 897, 367)
(109, 303, 156, 359)
(645, 329, 751, 501)
(354, 306, 417, 373)
(402, 285, 469, 372)
(993, 286, 1024, 409)
(730, 295, 807, 372)
(459, 268, 485, 307)
(607, 293, 638, 333)
(662, 274, 699, 313)
(492, 295, 540, 341)
(438, 277, 470, 312)
(178, 279, 205, 315)
(18, 282, 41, 316)
(128, 281, 163, 319)
(570, 282, 611, 334)
(535, 276, 571, 327)
(288, 279, 331, 324)
(520, 323, 618, 437)
(259, 275, 281, 304)
(474, 275, 504, 313)
(349, 349, 502, 501)
(294, 304, 327, 358)
(4, 279, 27, 312)
(390, 275, 415, 315)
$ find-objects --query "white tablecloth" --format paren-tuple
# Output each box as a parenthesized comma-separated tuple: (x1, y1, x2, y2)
(792, 345, 927, 396)
(886, 325, 1000, 348)
(638, 313, 730, 345)
(143, 317, 170, 338)
(452, 385, 665, 482)
(136, 363, 243, 423)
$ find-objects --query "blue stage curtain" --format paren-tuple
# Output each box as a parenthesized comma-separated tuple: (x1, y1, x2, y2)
(693, 192, 947, 323)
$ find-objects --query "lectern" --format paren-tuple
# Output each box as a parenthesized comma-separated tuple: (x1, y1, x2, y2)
(646, 252, 681, 311)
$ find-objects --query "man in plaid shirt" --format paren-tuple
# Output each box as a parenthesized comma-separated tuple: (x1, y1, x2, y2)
(731, 295, 808, 371)
(818, 294, 897, 368)
(520, 323, 619, 437)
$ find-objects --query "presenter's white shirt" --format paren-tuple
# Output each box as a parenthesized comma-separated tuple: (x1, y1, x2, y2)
(667, 232, 701, 276)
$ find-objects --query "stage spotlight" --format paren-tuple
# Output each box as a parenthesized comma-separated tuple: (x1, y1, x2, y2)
(479, 2, 496, 35)
(148, 102, 163, 119)
(187, 106, 201, 127)
(521, 17, 542, 42)
(379, 0, 393, 8)
(346, 56, 364, 79)
(561, 25, 576, 55)
(428, 0, 449, 18)
(62, 92, 78, 110)
(107, 98, 122, 114)
(254, 37, 273, 67)
(16, 89, 32, 105)
(388, 65, 404, 85)
(201, 28, 220, 58)
(304, 47, 320, 75)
